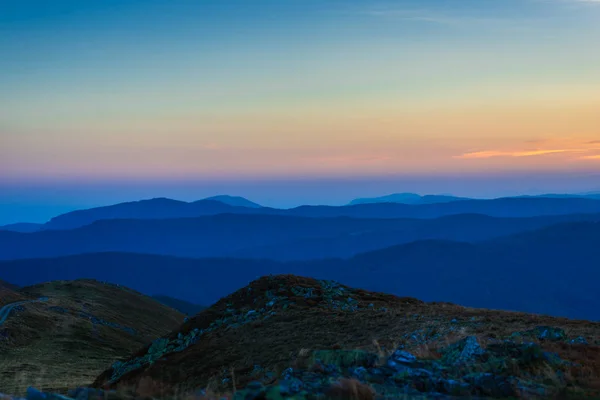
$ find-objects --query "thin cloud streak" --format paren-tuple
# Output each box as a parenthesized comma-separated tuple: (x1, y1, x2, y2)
(456, 149, 582, 159)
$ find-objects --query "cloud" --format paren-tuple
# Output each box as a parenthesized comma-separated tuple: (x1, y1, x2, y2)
(456, 149, 581, 159)
(456, 138, 600, 160)
(580, 155, 600, 160)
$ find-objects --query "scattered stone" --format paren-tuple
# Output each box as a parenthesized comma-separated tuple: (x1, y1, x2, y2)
(389, 349, 417, 365)
(441, 336, 484, 365)
(570, 336, 589, 345)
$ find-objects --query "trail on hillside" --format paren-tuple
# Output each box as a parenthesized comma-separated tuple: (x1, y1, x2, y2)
(0, 297, 48, 325)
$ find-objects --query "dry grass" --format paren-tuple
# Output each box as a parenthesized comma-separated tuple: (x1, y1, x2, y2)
(326, 378, 376, 400)
(94, 275, 600, 396)
(0, 280, 184, 396)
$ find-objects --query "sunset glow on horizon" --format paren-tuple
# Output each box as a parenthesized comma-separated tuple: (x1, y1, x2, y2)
(1, 0, 600, 223)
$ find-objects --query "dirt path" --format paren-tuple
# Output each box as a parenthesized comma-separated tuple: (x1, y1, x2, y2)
(0, 297, 48, 325)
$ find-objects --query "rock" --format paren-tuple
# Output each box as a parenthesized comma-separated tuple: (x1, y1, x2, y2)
(26, 388, 46, 400)
(440, 379, 471, 396)
(570, 336, 589, 345)
(279, 377, 304, 395)
(350, 366, 368, 380)
(441, 336, 484, 365)
(389, 350, 417, 365)
(463, 373, 517, 397)
(66, 388, 104, 400)
(311, 349, 379, 369)
(516, 326, 567, 342)
(281, 367, 294, 380)
(246, 381, 263, 391)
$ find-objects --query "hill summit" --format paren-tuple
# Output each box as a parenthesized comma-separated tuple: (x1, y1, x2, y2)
(92, 275, 600, 399)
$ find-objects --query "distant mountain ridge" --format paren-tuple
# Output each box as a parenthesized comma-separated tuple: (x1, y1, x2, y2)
(203, 195, 262, 208)
(42, 198, 256, 230)
(32, 196, 600, 231)
(349, 193, 469, 205)
(350, 192, 600, 206)
(0, 223, 42, 233)
(2, 221, 600, 320)
(3, 212, 600, 261)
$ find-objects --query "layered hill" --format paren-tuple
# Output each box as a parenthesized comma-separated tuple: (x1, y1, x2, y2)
(91, 275, 600, 399)
(34, 197, 600, 231)
(203, 195, 262, 208)
(3, 212, 600, 261)
(41, 198, 249, 230)
(349, 193, 469, 205)
(0, 223, 42, 233)
(0, 279, 184, 395)
(2, 221, 600, 320)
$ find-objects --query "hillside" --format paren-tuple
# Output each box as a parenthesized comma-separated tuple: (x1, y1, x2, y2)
(91, 275, 600, 399)
(3, 212, 600, 261)
(0, 279, 184, 395)
(0, 279, 25, 306)
(2, 221, 600, 321)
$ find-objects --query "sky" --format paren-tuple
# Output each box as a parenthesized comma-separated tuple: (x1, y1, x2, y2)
(1, 0, 600, 223)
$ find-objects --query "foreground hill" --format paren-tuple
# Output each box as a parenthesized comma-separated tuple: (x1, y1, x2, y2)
(3, 212, 600, 261)
(3, 221, 600, 320)
(36, 196, 600, 231)
(0, 280, 184, 395)
(89, 275, 600, 399)
(0, 279, 25, 306)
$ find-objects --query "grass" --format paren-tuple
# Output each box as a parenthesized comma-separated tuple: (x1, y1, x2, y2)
(92, 275, 600, 397)
(0, 279, 184, 395)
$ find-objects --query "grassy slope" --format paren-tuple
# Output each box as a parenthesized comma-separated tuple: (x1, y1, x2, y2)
(0, 280, 26, 306)
(94, 275, 600, 398)
(0, 280, 184, 395)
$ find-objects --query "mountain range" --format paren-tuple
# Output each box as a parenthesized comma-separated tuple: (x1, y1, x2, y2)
(2, 221, 600, 320)
(349, 192, 600, 205)
(2, 212, 600, 261)
(14, 196, 600, 231)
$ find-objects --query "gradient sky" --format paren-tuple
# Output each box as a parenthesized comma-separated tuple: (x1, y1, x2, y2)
(1, 0, 600, 223)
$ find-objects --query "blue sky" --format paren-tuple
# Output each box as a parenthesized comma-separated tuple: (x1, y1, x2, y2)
(1, 0, 600, 223)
